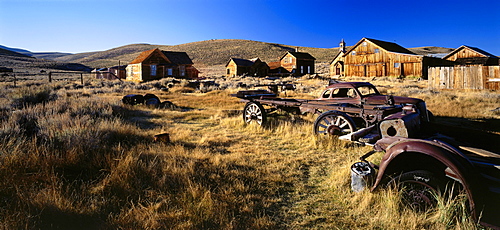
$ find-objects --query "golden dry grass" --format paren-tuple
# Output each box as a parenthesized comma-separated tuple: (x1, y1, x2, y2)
(0, 76, 497, 229)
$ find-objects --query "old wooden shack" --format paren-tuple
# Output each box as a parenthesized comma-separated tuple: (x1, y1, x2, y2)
(92, 65, 126, 80)
(331, 38, 447, 79)
(443, 45, 499, 66)
(126, 48, 198, 82)
(279, 51, 315, 76)
(225, 58, 269, 77)
(429, 46, 500, 90)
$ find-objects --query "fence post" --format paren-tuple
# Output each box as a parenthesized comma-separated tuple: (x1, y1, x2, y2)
(48, 72, 52, 82)
(80, 73, 83, 85)
(13, 74, 16, 87)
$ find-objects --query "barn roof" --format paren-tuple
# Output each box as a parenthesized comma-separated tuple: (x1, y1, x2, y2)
(129, 48, 165, 64)
(161, 51, 194, 65)
(362, 38, 416, 55)
(443, 45, 499, 60)
(228, 58, 255, 67)
(282, 51, 316, 60)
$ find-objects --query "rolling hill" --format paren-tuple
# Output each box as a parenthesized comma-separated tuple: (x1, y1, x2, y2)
(1, 39, 455, 73)
(51, 39, 454, 69)
(52, 40, 341, 68)
(0, 47, 91, 73)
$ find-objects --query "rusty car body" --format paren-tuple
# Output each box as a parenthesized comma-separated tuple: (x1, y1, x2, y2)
(233, 81, 430, 137)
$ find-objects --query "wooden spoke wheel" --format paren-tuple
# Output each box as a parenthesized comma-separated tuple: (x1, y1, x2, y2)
(243, 102, 267, 125)
(313, 111, 356, 136)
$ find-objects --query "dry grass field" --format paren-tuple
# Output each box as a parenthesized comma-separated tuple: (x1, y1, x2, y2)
(0, 75, 498, 229)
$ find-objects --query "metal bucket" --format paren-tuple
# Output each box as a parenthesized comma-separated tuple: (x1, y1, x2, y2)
(350, 162, 375, 192)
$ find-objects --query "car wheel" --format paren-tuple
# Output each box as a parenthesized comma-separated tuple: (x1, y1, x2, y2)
(389, 170, 451, 211)
(313, 111, 356, 136)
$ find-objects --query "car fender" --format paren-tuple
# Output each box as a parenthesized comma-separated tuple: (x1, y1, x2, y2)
(371, 138, 486, 218)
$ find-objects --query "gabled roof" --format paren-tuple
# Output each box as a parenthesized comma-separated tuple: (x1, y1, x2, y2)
(329, 50, 345, 64)
(347, 38, 416, 55)
(443, 45, 499, 60)
(227, 58, 255, 67)
(129, 48, 170, 64)
(161, 51, 194, 65)
(281, 51, 316, 60)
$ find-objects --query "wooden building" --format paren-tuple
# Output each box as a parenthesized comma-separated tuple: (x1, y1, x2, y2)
(330, 38, 447, 79)
(329, 39, 347, 77)
(279, 51, 315, 76)
(92, 65, 126, 80)
(126, 48, 198, 82)
(429, 46, 500, 90)
(225, 58, 269, 77)
(443, 45, 499, 66)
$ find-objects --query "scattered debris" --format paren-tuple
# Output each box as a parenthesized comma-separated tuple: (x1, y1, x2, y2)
(153, 133, 170, 143)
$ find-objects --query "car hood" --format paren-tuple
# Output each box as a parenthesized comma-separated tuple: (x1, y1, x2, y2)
(364, 95, 423, 105)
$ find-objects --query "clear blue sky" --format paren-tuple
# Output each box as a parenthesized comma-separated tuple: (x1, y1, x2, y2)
(1, 0, 499, 55)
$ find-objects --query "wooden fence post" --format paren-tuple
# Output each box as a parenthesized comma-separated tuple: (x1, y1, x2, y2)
(13, 74, 16, 87)
(48, 72, 52, 82)
(80, 73, 83, 85)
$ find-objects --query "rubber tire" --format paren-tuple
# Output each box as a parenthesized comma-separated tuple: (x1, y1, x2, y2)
(389, 170, 448, 211)
(313, 111, 356, 136)
(243, 102, 267, 125)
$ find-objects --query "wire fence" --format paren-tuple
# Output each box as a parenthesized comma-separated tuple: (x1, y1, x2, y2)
(0, 71, 96, 87)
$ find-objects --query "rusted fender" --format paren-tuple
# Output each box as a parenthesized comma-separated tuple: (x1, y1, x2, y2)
(371, 138, 486, 218)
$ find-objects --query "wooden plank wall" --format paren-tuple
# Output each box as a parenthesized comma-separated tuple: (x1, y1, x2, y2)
(428, 66, 500, 90)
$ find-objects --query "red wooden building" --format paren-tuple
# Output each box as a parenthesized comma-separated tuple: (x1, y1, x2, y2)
(126, 48, 198, 82)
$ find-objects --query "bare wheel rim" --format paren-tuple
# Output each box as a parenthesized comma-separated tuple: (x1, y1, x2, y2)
(315, 113, 355, 135)
(244, 103, 264, 125)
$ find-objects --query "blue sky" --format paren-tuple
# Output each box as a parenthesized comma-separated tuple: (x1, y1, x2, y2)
(0, 0, 499, 55)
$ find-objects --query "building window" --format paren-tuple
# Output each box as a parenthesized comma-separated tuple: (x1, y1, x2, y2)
(307, 66, 311, 74)
(362, 41, 367, 46)
(352, 51, 356, 55)
(394, 63, 400, 68)
(300, 66, 304, 74)
(150, 65, 157, 76)
(374, 49, 379, 53)
(167, 68, 173, 76)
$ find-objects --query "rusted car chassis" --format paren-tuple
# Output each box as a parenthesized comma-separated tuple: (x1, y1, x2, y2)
(233, 82, 429, 136)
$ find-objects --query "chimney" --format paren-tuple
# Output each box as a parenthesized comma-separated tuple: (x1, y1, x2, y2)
(295, 47, 299, 52)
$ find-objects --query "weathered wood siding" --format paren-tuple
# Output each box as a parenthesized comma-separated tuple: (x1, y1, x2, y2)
(226, 60, 239, 77)
(344, 41, 424, 77)
(445, 47, 487, 61)
(126, 64, 142, 82)
(280, 53, 296, 73)
(428, 65, 500, 90)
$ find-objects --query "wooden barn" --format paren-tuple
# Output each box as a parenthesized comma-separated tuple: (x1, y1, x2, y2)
(280, 51, 315, 76)
(126, 48, 198, 82)
(225, 58, 269, 77)
(429, 46, 500, 90)
(331, 38, 447, 79)
(443, 45, 499, 66)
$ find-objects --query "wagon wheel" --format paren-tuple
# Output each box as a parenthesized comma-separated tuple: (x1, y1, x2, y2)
(243, 102, 267, 125)
(313, 111, 356, 136)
